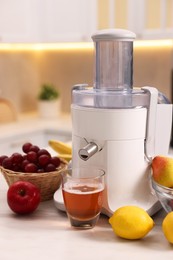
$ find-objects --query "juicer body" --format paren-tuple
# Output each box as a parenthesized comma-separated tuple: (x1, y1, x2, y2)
(53, 29, 172, 216)
(71, 29, 172, 216)
(71, 101, 172, 216)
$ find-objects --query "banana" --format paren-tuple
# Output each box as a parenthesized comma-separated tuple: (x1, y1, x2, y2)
(49, 140, 72, 155)
(58, 153, 72, 162)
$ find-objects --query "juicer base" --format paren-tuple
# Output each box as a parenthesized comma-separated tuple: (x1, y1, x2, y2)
(53, 187, 162, 217)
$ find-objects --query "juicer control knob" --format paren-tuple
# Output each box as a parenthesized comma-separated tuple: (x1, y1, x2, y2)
(78, 142, 99, 161)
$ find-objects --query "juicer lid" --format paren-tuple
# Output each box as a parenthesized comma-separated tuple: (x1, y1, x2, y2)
(92, 29, 136, 41)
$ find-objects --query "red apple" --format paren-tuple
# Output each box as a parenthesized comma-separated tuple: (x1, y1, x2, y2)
(7, 181, 41, 214)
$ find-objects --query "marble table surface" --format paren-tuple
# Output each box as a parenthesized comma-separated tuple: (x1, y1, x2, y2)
(0, 113, 173, 259)
(0, 172, 173, 260)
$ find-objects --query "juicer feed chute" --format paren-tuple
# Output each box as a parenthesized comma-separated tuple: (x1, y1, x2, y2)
(71, 29, 172, 217)
(92, 29, 136, 91)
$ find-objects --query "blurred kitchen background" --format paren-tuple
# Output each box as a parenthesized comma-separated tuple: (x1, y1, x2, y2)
(0, 0, 173, 115)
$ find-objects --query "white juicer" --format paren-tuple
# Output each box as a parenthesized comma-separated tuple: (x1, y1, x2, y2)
(53, 29, 172, 216)
(70, 29, 172, 217)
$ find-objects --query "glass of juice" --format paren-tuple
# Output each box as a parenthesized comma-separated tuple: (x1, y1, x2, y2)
(61, 167, 105, 229)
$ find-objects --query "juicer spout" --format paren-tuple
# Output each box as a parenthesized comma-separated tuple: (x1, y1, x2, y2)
(78, 142, 99, 161)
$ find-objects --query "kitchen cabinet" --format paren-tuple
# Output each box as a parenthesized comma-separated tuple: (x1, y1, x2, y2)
(1, 0, 172, 43)
(0, 0, 40, 42)
(133, 0, 173, 39)
(97, 0, 173, 39)
(0, 0, 97, 43)
(40, 0, 97, 42)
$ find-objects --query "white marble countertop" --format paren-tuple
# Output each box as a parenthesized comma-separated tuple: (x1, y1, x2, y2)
(0, 113, 173, 259)
(0, 112, 72, 155)
(0, 173, 173, 260)
(0, 112, 72, 139)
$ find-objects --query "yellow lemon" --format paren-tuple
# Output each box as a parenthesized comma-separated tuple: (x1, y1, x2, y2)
(109, 205, 154, 240)
(162, 212, 173, 244)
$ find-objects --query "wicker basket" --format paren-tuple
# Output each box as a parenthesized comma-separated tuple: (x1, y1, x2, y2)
(0, 159, 67, 201)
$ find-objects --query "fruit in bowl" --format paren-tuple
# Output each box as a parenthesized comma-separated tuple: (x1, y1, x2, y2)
(152, 155, 173, 187)
(0, 142, 62, 173)
(0, 142, 67, 201)
(151, 155, 173, 213)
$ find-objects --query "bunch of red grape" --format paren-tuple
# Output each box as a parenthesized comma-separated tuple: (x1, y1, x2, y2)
(0, 142, 61, 173)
